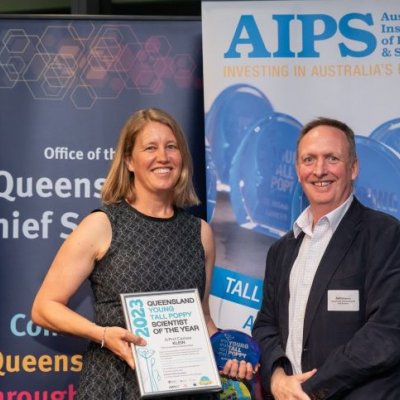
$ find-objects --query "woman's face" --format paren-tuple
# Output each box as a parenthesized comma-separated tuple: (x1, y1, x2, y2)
(125, 121, 183, 198)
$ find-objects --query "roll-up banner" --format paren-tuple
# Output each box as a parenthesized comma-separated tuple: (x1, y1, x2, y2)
(202, 0, 400, 336)
(0, 16, 204, 395)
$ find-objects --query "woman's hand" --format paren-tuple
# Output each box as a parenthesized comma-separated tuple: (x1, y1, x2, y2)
(221, 359, 258, 381)
(101, 326, 147, 369)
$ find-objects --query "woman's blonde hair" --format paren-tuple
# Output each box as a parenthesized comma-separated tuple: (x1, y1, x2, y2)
(101, 108, 200, 207)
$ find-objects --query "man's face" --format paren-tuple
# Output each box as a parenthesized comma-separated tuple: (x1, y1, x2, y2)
(296, 125, 359, 219)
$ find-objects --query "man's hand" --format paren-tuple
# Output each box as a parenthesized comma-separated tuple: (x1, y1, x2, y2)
(270, 367, 317, 400)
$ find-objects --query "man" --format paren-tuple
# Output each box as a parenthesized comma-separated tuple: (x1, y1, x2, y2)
(252, 117, 400, 399)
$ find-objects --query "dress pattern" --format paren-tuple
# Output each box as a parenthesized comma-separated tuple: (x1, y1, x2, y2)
(76, 200, 216, 399)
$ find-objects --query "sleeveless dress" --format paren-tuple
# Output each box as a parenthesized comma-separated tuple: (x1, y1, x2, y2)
(76, 200, 217, 399)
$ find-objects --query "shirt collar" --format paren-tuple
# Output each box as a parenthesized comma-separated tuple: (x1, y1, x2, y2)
(293, 194, 354, 238)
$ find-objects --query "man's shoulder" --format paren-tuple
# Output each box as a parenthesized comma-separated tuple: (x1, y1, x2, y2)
(268, 229, 298, 253)
(350, 197, 399, 229)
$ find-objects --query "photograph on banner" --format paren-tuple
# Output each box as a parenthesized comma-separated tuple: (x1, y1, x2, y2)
(0, 16, 204, 395)
(202, 0, 400, 333)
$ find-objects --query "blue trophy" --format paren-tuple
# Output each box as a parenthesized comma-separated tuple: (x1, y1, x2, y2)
(211, 330, 260, 399)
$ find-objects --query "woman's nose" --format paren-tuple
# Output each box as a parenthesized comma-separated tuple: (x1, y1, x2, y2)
(156, 147, 168, 161)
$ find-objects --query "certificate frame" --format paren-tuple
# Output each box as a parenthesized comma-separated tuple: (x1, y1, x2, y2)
(120, 288, 222, 398)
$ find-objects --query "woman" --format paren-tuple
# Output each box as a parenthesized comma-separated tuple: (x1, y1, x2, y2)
(32, 108, 252, 399)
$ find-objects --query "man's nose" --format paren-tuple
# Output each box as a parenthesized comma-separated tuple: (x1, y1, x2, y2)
(313, 158, 327, 176)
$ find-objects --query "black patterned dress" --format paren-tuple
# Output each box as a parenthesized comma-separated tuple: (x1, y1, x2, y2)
(76, 200, 217, 399)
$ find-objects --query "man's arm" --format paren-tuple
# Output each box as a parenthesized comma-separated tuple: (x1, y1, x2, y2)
(252, 242, 292, 392)
(302, 217, 400, 398)
(253, 240, 317, 399)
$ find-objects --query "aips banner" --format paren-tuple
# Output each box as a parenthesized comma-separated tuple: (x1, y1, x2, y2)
(202, 0, 400, 334)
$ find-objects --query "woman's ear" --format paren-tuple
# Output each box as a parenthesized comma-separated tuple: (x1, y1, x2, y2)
(125, 155, 134, 173)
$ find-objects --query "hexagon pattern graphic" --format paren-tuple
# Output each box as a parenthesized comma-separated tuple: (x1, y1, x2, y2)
(0, 22, 198, 109)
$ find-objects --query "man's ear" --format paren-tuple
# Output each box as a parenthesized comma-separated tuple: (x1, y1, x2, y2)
(295, 163, 300, 182)
(351, 158, 359, 181)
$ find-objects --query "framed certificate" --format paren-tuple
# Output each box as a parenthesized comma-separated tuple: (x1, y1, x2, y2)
(120, 288, 222, 398)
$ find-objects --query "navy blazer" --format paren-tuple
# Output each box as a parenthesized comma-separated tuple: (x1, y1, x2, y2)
(252, 198, 400, 399)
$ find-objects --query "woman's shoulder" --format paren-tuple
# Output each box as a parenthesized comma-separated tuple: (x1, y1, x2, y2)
(176, 207, 205, 227)
(91, 200, 129, 221)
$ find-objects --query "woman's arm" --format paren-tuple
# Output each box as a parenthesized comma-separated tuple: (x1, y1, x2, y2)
(31, 211, 146, 369)
(200, 218, 218, 337)
(200, 219, 254, 380)
(32, 212, 110, 338)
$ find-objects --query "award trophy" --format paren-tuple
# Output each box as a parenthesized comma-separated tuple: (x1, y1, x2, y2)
(354, 135, 400, 220)
(211, 330, 260, 400)
(229, 112, 304, 240)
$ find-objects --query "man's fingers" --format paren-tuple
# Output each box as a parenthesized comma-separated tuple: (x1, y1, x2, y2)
(298, 368, 317, 382)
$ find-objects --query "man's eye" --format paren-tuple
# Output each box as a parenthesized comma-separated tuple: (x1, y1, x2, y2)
(303, 157, 313, 165)
(327, 156, 339, 163)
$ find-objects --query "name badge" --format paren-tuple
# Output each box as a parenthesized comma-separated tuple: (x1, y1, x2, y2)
(327, 290, 359, 311)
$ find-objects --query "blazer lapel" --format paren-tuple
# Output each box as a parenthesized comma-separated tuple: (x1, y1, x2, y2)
(302, 199, 363, 344)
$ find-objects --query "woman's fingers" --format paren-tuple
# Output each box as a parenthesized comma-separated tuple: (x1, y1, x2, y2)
(124, 330, 147, 346)
(222, 359, 257, 381)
